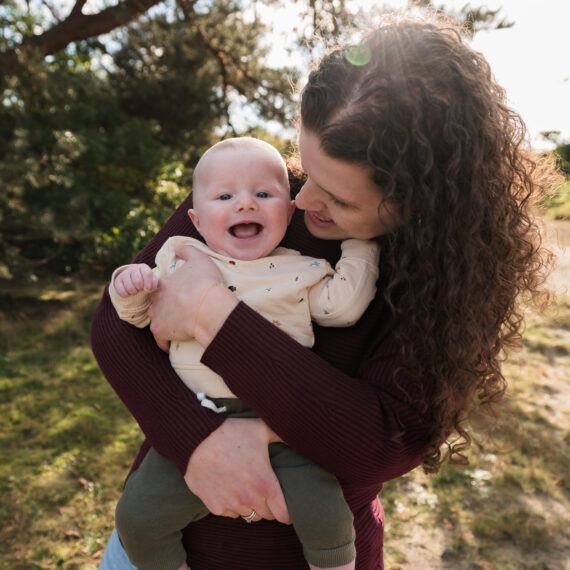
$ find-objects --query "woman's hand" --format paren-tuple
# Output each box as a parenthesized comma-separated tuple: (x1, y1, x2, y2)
(184, 418, 291, 524)
(148, 245, 238, 350)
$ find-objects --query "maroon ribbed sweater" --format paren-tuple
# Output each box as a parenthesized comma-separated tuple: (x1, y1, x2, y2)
(91, 195, 430, 569)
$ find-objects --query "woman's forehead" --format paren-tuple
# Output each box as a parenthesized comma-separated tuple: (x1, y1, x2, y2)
(299, 127, 379, 199)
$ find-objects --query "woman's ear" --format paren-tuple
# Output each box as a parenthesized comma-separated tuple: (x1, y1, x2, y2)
(188, 208, 200, 230)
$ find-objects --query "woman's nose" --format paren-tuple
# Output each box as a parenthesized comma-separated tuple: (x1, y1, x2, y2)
(295, 180, 323, 210)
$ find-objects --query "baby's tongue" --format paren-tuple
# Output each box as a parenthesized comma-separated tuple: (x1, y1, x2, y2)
(232, 223, 259, 238)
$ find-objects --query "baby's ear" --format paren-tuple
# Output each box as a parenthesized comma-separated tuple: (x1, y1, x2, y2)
(188, 208, 200, 230)
(287, 200, 296, 223)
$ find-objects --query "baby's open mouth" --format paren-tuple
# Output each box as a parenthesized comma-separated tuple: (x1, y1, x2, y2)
(230, 223, 262, 238)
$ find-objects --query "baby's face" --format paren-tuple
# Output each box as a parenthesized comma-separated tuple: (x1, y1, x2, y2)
(188, 145, 294, 261)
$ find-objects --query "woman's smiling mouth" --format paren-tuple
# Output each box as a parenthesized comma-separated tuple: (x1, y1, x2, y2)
(306, 211, 334, 226)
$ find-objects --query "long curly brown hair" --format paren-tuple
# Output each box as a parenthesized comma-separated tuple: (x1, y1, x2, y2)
(300, 11, 556, 473)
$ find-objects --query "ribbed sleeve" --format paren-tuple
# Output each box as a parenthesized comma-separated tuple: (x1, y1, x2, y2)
(91, 195, 224, 475)
(202, 300, 428, 486)
(91, 195, 431, 569)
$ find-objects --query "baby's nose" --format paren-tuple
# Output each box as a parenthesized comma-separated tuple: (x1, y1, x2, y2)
(236, 193, 257, 211)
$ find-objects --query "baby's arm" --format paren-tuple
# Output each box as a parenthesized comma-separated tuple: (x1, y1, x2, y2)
(109, 263, 159, 328)
(114, 263, 158, 297)
(308, 238, 380, 327)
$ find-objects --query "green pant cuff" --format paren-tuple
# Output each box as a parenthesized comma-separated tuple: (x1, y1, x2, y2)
(303, 541, 356, 568)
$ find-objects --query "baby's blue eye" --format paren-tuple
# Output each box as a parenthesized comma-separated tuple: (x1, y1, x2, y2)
(218, 194, 231, 201)
(256, 191, 269, 198)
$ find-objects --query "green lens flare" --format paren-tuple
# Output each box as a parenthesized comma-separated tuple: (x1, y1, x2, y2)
(344, 45, 371, 66)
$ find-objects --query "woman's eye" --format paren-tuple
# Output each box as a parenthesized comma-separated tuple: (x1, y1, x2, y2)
(218, 194, 232, 201)
(331, 196, 349, 208)
(256, 191, 269, 198)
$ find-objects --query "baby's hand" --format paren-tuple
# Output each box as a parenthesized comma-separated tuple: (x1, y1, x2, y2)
(114, 264, 158, 297)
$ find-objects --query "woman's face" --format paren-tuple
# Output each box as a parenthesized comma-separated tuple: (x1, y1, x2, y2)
(296, 127, 402, 240)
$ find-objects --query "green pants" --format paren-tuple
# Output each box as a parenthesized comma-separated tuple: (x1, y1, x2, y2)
(115, 399, 355, 570)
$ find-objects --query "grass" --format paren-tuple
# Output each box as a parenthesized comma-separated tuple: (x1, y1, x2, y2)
(0, 276, 143, 569)
(1, 219, 569, 569)
(382, 293, 570, 569)
(541, 180, 570, 220)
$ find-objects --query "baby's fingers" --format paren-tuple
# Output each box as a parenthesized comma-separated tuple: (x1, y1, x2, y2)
(114, 277, 130, 297)
(114, 272, 139, 297)
(126, 268, 146, 294)
(114, 265, 153, 296)
(141, 268, 158, 292)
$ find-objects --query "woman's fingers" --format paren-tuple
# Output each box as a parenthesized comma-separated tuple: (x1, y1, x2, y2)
(148, 246, 225, 341)
(183, 418, 291, 524)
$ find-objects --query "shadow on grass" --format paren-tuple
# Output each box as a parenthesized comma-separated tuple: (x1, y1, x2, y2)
(0, 276, 143, 569)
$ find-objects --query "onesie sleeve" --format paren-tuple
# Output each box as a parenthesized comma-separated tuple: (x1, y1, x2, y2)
(108, 265, 156, 328)
(107, 238, 184, 328)
(309, 239, 380, 327)
(90, 197, 225, 476)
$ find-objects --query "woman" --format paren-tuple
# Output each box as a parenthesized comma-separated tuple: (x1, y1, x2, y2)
(92, 10, 553, 569)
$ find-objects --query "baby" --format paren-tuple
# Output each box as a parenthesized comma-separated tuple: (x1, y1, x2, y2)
(109, 137, 380, 570)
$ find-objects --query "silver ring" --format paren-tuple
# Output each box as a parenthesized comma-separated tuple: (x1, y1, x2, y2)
(241, 509, 257, 523)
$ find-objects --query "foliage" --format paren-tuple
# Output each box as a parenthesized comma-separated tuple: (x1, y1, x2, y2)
(541, 133, 570, 176)
(541, 181, 570, 220)
(0, 0, 552, 281)
(418, 0, 515, 36)
(554, 142, 570, 176)
(1, 45, 175, 276)
(0, 0, 299, 279)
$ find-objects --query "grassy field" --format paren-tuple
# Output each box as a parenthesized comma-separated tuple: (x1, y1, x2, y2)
(1, 217, 568, 570)
(0, 278, 143, 569)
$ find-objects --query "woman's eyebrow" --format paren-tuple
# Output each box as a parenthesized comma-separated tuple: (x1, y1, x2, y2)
(308, 172, 343, 202)
(303, 158, 357, 207)
(322, 187, 356, 207)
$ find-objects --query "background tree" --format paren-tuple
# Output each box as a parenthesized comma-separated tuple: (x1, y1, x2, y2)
(555, 143, 570, 176)
(0, 0, 298, 277)
(411, 0, 514, 36)
(0, 0, 517, 279)
(290, 0, 514, 50)
(541, 132, 570, 176)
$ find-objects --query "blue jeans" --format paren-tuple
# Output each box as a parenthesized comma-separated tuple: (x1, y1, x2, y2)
(99, 529, 137, 570)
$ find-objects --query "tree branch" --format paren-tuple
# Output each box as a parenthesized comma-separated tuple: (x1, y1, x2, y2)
(31, 0, 164, 55)
(194, 25, 236, 134)
(0, 0, 165, 81)
(40, 0, 64, 23)
(70, 0, 88, 18)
